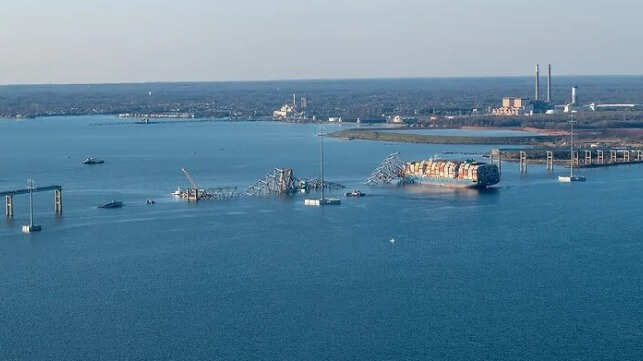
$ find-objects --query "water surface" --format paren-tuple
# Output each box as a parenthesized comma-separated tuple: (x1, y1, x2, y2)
(1, 116, 641, 360)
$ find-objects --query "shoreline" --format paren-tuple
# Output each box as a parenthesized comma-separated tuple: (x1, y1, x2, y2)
(328, 128, 562, 146)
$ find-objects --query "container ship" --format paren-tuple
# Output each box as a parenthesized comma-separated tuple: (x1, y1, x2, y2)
(403, 159, 500, 188)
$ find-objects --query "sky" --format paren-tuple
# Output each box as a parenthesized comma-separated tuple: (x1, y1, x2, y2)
(1, 0, 642, 84)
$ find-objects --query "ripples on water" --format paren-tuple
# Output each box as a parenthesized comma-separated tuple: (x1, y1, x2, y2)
(0, 116, 641, 360)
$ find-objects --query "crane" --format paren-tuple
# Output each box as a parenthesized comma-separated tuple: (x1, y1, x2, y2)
(181, 168, 200, 190)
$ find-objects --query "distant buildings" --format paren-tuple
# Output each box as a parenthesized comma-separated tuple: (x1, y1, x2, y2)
(273, 93, 308, 120)
(492, 97, 534, 116)
(389, 115, 418, 124)
(272, 104, 297, 119)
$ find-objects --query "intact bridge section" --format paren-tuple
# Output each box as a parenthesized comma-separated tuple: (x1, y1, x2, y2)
(1, 185, 63, 217)
(490, 148, 643, 174)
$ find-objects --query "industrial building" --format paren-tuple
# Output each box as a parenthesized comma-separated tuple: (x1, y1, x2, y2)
(273, 93, 309, 120)
(492, 97, 534, 116)
(492, 64, 553, 116)
(589, 103, 643, 111)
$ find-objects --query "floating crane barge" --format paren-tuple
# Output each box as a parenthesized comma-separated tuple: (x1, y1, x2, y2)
(175, 168, 238, 201)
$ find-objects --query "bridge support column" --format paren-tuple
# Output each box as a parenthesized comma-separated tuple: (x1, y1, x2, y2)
(5, 196, 13, 217)
(584, 150, 592, 165)
(573, 151, 579, 166)
(610, 150, 617, 163)
(546, 151, 554, 171)
(54, 189, 63, 214)
(597, 150, 604, 164)
(498, 152, 502, 175)
(490, 149, 502, 175)
(519, 151, 527, 173)
(623, 151, 630, 162)
(637, 150, 643, 161)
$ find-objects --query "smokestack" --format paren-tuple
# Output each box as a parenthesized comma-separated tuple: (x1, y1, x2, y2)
(547, 64, 552, 103)
(571, 86, 578, 105)
(535, 64, 540, 101)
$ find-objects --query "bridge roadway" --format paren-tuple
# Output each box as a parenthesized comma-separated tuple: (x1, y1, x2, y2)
(0, 185, 62, 197)
(490, 147, 643, 174)
(1, 185, 63, 217)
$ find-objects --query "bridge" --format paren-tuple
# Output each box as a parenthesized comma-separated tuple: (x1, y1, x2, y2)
(1, 185, 62, 217)
(245, 167, 344, 196)
(490, 148, 643, 174)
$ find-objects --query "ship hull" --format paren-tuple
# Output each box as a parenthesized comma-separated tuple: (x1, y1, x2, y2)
(405, 177, 493, 188)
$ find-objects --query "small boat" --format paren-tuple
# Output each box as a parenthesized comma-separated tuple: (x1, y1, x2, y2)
(98, 200, 123, 209)
(170, 187, 183, 197)
(559, 119, 586, 183)
(146, 199, 155, 205)
(558, 175, 586, 182)
(305, 198, 341, 206)
(83, 157, 104, 165)
(345, 190, 366, 197)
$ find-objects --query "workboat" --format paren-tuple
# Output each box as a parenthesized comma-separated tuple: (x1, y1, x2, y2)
(170, 187, 183, 197)
(345, 190, 366, 197)
(83, 157, 104, 165)
(305, 127, 341, 206)
(98, 200, 123, 209)
(305, 198, 341, 206)
(558, 175, 586, 182)
(558, 119, 586, 182)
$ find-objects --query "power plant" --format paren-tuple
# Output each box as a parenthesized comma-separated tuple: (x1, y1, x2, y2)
(493, 63, 594, 115)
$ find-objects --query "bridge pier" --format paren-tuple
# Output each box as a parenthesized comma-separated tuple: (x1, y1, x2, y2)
(623, 151, 630, 162)
(54, 189, 63, 214)
(490, 149, 502, 175)
(546, 151, 554, 171)
(573, 151, 579, 166)
(519, 151, 527, 173)
(5, 196, 13, 217)
(584, 150, 592, 165)
(1, 185, 63, 219)
(597, 150, 604, 164)
(610, 150, 618, 163)
(637, 150, 643, 161)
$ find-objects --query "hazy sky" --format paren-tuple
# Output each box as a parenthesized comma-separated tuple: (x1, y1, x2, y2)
(1, 0, 641, 84)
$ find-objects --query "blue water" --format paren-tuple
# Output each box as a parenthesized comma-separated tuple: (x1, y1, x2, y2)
(1, 116, 641, 360)
(381, 128, 544, 137)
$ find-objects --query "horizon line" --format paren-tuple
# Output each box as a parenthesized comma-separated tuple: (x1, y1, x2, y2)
(2, 74, 643, 87)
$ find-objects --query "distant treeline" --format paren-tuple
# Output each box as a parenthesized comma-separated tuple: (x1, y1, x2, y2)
(2, 77, 643, 126)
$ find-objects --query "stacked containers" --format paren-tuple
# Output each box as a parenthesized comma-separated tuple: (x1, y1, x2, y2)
(402, 160, 500, 186)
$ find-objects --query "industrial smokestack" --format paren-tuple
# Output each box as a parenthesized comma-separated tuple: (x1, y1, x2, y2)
(535, 64, 540, 101)
(571, 86, 578, 105)
(547, 64, 552, 103)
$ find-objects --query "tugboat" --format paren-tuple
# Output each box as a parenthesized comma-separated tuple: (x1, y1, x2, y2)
(98, 200, 123, 209)
(345, 190, 366, 197)
(83, 157, 104, 165)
